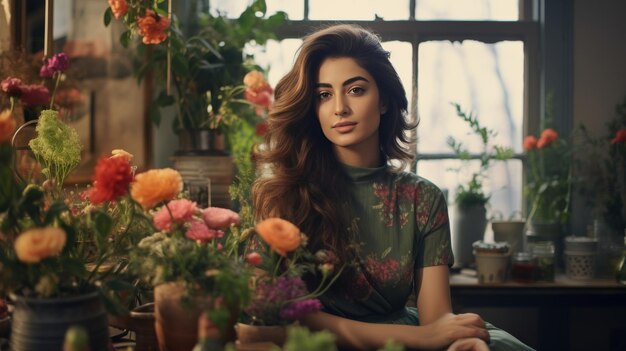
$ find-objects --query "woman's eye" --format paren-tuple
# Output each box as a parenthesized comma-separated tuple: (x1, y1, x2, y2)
(349, 87, 365, 95)
(318, 91, 331, 100)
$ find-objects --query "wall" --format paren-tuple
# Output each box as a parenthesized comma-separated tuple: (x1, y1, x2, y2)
(571, 0, 626, 233)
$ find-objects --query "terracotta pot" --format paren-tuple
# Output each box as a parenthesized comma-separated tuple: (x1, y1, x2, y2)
(154, 282, 237, 351)
(235, 323, 288, 347)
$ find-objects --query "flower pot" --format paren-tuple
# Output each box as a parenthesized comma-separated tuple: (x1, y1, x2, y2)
(154, 282, 237, 351)
(130, 303, 159, 351)
(235, 323, 288, 347)
(491, 220, 526, 255)
(452, 204, 487, 268)
(177, 129, 227, 156)
(9, 290, 109, 351)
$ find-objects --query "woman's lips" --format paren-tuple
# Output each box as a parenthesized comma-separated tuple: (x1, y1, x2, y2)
(332, 121, 357, 133)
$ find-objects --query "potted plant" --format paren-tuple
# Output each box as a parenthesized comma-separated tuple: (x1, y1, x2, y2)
(447, 102, 513, 267)
(126, 174, 252, 350)
(236, 218, 344, 347)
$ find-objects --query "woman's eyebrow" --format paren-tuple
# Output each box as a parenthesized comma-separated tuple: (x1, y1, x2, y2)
(315, 76, 370, 88)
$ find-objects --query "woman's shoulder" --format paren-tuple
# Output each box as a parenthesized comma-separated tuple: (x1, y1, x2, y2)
(392, 170, 444, 194)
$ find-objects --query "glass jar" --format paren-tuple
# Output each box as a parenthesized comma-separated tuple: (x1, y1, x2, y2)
(616, 230, 626, 285)
(511, 252, 535, 283)
(532, 241, 555, 282)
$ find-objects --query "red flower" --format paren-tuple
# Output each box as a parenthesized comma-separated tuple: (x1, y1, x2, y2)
(1, 77, 23, 97)
(19, 84, 51, 107)
(523, 135, 538, 150)
(255, 121, 268, 136)
(89, 156, 134, 204)
(244, 86, 273, 108)
(137, 10, 170, 45)
(245, 252, 262, 266)
(108, 0, 128, 19)
(536, 128, 558, 149)
(611, 128, 626, 145)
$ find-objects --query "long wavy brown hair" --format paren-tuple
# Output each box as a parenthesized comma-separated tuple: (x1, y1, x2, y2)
(252, 24, 417, 263)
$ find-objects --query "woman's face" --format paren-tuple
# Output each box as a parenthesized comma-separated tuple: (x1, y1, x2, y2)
(314, 57, 385, 165)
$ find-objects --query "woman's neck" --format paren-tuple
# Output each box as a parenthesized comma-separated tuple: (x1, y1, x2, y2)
(334, 146, 381, 168)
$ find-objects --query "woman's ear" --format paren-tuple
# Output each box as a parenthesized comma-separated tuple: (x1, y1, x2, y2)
(380, 102, 388, 115)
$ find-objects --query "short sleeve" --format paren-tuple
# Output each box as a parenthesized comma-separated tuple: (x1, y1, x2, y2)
(414, 183, 454, 268)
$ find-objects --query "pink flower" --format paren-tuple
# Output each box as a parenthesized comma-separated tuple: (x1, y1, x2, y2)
(153, 199, 198, 232)
(1, 77, 23, 97)
(523, 135, 538, 150)
(611, 128, 626, 145)
(40, 53, 70, 78)
(536, 128, 558, 149)
(19, 84, 50, 106)
(185, 219, 223, 242)
(202, 207, 240, 230)
(245, 252, 262, 266)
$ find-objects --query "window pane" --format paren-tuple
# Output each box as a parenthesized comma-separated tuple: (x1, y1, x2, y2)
(247, 39, 303, 87)
(416, 0, 519, 21)
(416, 159, 523, 239)
(210, 0, 303, 19)
(417, 40, 524, 154)
(382, 41, 413, 113)
(310, 0, 410, 20)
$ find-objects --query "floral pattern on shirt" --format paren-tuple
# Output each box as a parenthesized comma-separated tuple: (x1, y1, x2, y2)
(363, 253, 412, 288)
(372, 181, 418, 228)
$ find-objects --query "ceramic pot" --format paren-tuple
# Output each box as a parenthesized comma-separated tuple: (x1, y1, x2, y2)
(154, 282, 237, 351)
(9, 290, 109, 351)
(177, 129, 227, 155)
(235, 323, 288, 347)
(452, 204, 487, 268)
(491, 220, 525, 255)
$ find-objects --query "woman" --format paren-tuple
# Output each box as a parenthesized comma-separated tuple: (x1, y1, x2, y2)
(252, 24, 533, 351)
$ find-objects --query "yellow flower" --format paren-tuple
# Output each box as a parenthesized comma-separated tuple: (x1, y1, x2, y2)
(14, 227, 67, 263)
(0, 110, 16, 143)
(255, 218, 301, 256)
(110, 149, 133, 161)
(131, 168, 183, 209)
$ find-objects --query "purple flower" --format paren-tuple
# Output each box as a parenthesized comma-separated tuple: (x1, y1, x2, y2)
(1, 77, 23, 97)
(279, 299, 322, 321)
(40, 53, 70, 78)
(19, 84, 50, 107)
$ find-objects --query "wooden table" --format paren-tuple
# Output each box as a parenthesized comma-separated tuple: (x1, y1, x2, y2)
(450, 272, 626, 351)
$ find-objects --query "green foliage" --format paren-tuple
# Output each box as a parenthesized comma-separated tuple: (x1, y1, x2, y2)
(275, 326, 338, 351)
(28, 110, 81, 194)
(447, 103, 513, 208)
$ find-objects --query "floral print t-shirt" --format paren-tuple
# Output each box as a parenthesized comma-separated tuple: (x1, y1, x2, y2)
(320, 163, 453, 323)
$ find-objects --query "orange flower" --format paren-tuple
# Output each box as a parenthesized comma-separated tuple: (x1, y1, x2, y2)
(243, 71, 269, 91)
(14, 227, 67, 263)
(255, 218, 302, 256)
(108, 0, 128, 19)
(0, 110, 16, 143)
(536, 128, 558, 148)
(131, 168, 183, 209)
(523, 135, 537, 150)
(611, 128, 626, 145)
(137, 10, 171, 45)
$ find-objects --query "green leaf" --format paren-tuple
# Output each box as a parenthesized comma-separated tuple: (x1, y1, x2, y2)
(156, 91, 175, 106)
(120, 30, 131, 48)
(93, 211, 114, 244)
(149, 104, 162, 126)
(154, 7, 168, 17)
(104, 7, 113, 27)
(171, 53, 189, 76)
(0, 166, 14, 212)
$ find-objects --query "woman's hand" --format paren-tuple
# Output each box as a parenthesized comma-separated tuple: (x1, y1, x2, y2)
(447, 337, 490, 351)
(420, 313, 490, 349)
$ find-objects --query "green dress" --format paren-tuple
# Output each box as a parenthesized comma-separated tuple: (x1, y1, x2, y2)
(321, 163, 534, 351)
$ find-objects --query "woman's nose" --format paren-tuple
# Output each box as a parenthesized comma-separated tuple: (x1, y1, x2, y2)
(334, 96, 349, 116)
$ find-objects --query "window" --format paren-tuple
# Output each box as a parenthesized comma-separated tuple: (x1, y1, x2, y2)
(211, 0, 540, 236)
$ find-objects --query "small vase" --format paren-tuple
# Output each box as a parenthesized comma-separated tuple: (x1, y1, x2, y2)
(154, 282, 237, 351)
(235, 323, 288, 347)
(452, 204, 487, 268)
(9, 290, 109, 351)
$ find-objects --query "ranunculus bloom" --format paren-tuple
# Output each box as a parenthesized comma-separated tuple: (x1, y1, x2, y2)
(244, 86, 273, 108)
(611, 128, 626, 145)
(89, 155, 134, 205)
(202, 207, 240, 230)
(0, 77, 23, 97)
(255, 218, 301, 256)
(185, 219, 223, 242)
(153, 199, 198, 232)
(255, 121, 268, 136)
(40, 53, 70, 78)
(523, 135, 537, 150)
(243, 71, 268, 91)
(14, 227, 67, 263)
(536, 128, 558, 148)
(0, 110, 16, 143)
(110, 148, 133, 161)
(245, 252, 262, 266)
(131, 168, 183, 209)
(137, 10, 170, 45)
(108, 0, 128, 19)
(19, 84, 51, 107)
